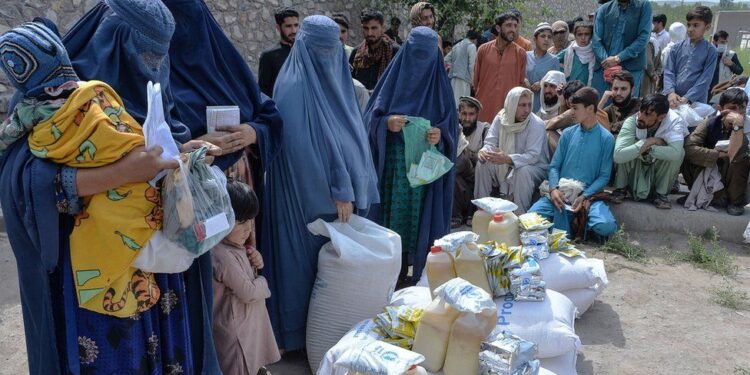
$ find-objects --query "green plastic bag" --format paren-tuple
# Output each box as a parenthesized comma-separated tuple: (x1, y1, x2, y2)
(403, 116, 453, 187)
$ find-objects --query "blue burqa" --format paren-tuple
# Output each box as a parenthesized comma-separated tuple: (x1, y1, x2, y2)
(62, 3, 219, 373)
(363, 27, 458, 280)
(162, 1, 284, 368)
(162, 0, 283, 170)
(260, 15, 380, 351)
(0, 141, 62, 374)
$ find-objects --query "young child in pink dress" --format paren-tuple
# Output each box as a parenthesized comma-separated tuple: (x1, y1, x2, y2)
(212, 180, 280, 375)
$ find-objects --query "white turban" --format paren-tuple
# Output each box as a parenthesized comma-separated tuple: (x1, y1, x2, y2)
(541, 70, 566, 87)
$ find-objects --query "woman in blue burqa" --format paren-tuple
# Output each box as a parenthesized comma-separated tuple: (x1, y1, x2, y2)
(261, 15, 379, 351)
(60, 0, 281, 372)
(363, 26, 457, 286)
(54, 0, 231, 372)
(0, 12, 216, 375)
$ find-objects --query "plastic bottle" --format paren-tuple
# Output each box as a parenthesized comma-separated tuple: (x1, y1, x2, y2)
(443, 309, 498, 375)
(426, 246, 456, 297)
(487, 212, 520, 247)
(471, 209, 492, 242)
(454, 242, 492, 295)
(411, 297, 461, 372)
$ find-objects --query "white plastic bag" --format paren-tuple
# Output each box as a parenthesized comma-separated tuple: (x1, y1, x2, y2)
(391, 286, 433, 309)
(435, 278, 496, 314)
(472, 197, 519, 214)
(675, 104, 704, 129)
(162, 148, 234, 256)
(539, 349, 577, 375)
(334, 340, 425, 375)
(131, 230, 194, 273)
(317, 319, 382, 375)
(318, 320, 434, 375)
(691, 102, 715, 119)
(143, 81, 179, 186)
(744, 221, 750, 244)
(306, 215, 402, 372)
(494, 290, 580, 359)
(538, 254, 608, 292)
(434, 231, 479, 256)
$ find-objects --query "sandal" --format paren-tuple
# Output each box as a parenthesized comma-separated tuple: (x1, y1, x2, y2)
(451, 217, 464, 229)
(652, 195, 671, 209)
(609, 188, 628, 204)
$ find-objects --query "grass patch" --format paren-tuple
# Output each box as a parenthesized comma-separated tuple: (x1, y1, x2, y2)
(686, 232, 738, 277)
(735, 366, 750, 375)
(600, 228, 647, 262)
(702, 226, 720, 241)
(711, 279, 749, 310)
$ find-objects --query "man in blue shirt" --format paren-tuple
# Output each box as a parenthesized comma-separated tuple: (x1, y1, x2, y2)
(662, 6, 717, 106)
(530, 87, 618, 239)
(592, 0, 653, 96)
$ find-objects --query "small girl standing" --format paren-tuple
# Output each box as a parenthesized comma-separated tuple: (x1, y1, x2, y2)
(212, 180, 280, 375)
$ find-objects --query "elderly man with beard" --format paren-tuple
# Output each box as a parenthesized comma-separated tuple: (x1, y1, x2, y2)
(600, 70, 642, 135)
(474, 12, 527, 123)
(538, 71, 566, 121)
(612, 94, 687, 209)
(350, 8, 401, 91)
(474, 87, 548, 214)
(453, 96, 490, 226)
(259, 7, 299, 96)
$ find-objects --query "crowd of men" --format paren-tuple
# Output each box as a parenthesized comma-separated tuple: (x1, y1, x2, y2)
(257, 2, 749, 227)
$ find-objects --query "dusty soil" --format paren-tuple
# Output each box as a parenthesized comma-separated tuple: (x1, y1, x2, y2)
(1, 231, 749, 375)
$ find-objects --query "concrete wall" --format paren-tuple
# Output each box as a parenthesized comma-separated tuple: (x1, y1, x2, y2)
(0, 0, 597, 118)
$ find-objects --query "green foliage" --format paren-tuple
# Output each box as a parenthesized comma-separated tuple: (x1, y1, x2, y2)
(600, 227, 648, 262)
(736, 366, 750, 375)
(710, 279, 748, 309)
(686, 231, 737, 276)
(381, 0, 525, 38)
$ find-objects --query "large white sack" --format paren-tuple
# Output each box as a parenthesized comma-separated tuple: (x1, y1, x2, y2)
(561, 287, 600, 317)
(495, 290, 580, 359)
(539, 254, 608, 292)
(390, 286, 433, 309)
(539, 349, 578, 375)
(539, 367, 557, 375)
(307, 215, 402, 372)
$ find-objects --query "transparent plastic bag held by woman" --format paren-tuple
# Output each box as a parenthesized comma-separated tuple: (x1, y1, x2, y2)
(162, 147, 235, 256)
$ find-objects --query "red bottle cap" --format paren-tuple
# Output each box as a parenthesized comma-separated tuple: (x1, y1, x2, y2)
(430, 246, 442, 253)
(493, 213, 504, 221)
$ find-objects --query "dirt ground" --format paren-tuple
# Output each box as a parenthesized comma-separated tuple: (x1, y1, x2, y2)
(1, 230, 749, 375)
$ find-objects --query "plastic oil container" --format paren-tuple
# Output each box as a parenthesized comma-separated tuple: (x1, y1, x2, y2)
(411, 297, 461, 372)
(426, 246, 456, 297)
(442, 308, 498, 375)
(471, 209, 492, 242)
(454, 242, 492, 295)
(487, 212, 520, 247)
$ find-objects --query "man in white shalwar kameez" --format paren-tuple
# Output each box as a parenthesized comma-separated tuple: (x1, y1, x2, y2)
(474, 87, 549, 213)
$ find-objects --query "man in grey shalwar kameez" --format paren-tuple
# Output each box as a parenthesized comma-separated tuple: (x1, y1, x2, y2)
(474, 87, 549, 213)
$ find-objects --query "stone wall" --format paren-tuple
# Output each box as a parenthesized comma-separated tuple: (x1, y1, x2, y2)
(0, 0, 596, 118)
